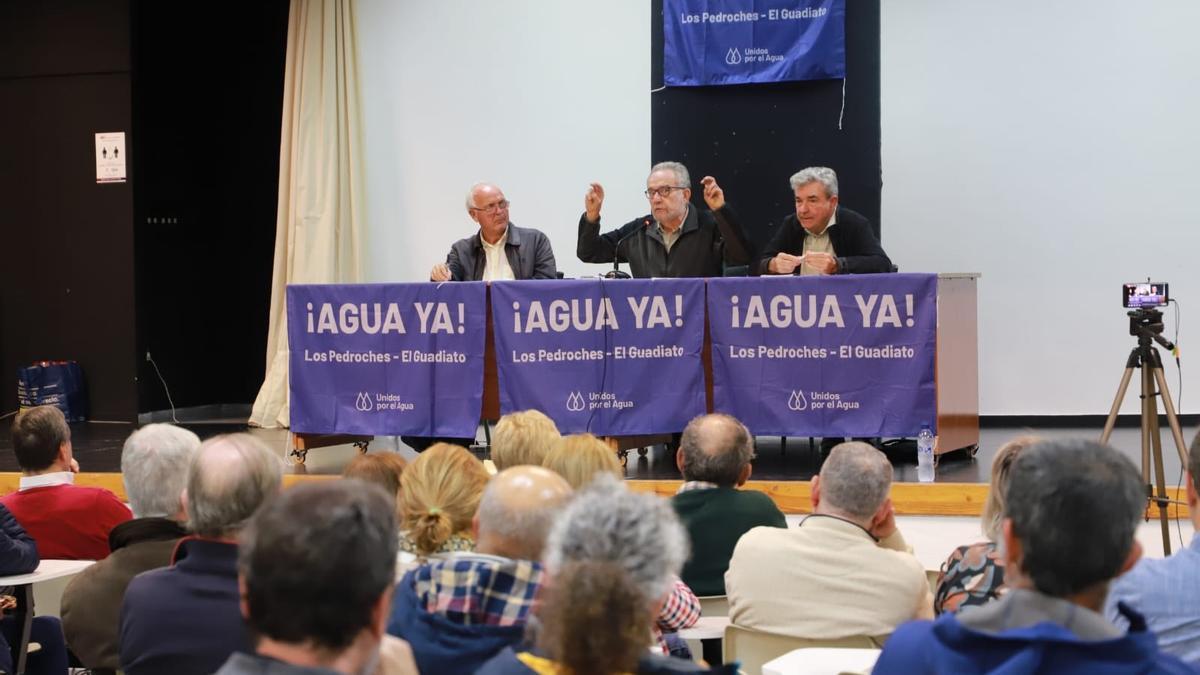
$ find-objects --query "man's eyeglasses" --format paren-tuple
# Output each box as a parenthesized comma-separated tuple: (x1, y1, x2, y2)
(469, 199, 510, 214)
(644, 186, 687, 199)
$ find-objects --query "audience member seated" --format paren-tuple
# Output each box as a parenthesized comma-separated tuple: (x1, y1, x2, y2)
(491, 410, 561, 471)
(934, 435, 1037, 615)
(344, 452, 409, 577)
(343, 451, 407, 501)
(215, 480, 418, 675)
(671, 413, 785, 596)
(2, 405, 131, 560)
(61, 423, 200, 670)
(875, 439, 1192, 674)
(0, 502, 69, 675)
(119, 433, 283, 675)
(478, 475, 719, 675)
(727, 442, 931, 638)
(542, 433, 698, 652)
(397, 443, 489, 570)
(542, 433, 623, 489)
(1105, 429, 1200, 667)
(388, 466, 572, 673)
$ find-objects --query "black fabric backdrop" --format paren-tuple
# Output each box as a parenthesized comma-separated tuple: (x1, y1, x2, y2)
(649, 0, 882, 251)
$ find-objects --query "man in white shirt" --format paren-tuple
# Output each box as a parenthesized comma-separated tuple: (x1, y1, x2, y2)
(726, 441, 932, 639)
(430, 183, 557, 282)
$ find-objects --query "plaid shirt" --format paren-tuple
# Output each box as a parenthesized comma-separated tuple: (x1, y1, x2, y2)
(654, 577, 701, 652)
(413, 552, 544, 627)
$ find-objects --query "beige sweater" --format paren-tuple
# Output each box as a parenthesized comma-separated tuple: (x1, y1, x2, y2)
(725, 514, 933, 639)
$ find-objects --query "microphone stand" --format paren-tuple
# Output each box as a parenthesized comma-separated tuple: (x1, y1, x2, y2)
(604, 220, 648, 279)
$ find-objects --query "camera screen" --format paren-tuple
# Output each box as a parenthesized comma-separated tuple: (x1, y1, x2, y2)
(1123, 282, 1169, 309)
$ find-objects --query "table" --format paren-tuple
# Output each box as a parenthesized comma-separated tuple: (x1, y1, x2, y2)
(294, 274, 978, 455)
(0, 559, 94, 674)
(762, 647, 881, 675)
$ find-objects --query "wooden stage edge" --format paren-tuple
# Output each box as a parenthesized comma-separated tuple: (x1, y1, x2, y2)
(2, 473, 1191, 519)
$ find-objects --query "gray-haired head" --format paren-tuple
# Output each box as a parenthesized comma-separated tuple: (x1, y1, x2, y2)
(186, 433, 284, 539)
(1005, 438, 1144, 597)
(121, 424, 201, 519)
(544, 473, 688, 602)
(464, 182, 502, 210)
(678, 413, 755, 486)
(789, 166, 839, 198)
(476, 465, 573, 560)
(816, 442, 892, 522)
(649, 161, 691, 190)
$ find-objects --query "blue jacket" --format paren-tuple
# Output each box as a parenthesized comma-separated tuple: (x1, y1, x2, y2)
(875, 599, 1194, 674)
(0, 503, 39, 574)
(119, 538, 252, 675)
(386, 560, 533, 674)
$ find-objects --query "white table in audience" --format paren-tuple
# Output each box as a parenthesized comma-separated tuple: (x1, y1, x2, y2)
(679, 615, 729, 640)
(762, 647, 880, 675)
(0, 559, 95, 675)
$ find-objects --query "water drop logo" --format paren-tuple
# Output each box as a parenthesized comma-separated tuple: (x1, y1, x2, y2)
(725, 48, 743, 65)
(566, 391, 585, 412)
(355, 392, 374, 412)
(787, 390, 808, 412)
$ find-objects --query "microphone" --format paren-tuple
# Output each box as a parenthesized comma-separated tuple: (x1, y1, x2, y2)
(604, 219, 650, 279)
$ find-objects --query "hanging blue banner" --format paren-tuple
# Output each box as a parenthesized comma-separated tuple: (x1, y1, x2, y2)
(287, 282, 487, 437)
(663, 0, 845, 87)
(490, 279, 706, 435)
(707, 274, 936, 436)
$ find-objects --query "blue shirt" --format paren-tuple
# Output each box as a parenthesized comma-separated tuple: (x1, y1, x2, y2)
(1106, 533, 1200, 667)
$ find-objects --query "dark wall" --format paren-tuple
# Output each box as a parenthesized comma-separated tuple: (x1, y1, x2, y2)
(130, 0, 288, 412)
(0, 0, 138, 420)
(0, 0, 288, 420)
(650, 1, 882, 252)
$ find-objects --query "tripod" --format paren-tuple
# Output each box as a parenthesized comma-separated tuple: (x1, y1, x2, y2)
(1100, 308, 1189, 554)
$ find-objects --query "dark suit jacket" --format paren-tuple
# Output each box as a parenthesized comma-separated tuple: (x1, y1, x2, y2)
(442, 223, 557, 281)
(756, 206, 892, 275)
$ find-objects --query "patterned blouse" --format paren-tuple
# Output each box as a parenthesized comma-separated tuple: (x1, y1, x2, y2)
(934, 540, 1008, 615)
(396, 532, 476, 578)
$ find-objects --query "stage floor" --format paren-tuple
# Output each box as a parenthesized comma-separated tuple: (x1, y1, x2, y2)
(0, 419, 1193, 485)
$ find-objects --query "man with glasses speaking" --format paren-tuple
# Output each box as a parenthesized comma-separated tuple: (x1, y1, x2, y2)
(577, 161, 754, 278)
(430, 182, 558, 282)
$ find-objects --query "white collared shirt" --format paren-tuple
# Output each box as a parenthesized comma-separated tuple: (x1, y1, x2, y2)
(480, 228, 515, 282)
(800, 209, 838, 276)
(18, 471, 75, 491)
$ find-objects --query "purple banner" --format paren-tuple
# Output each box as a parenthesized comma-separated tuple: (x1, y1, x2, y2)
(708, 274, 937, 436)
(491, 279, 706, 435)
(287, 283, 487, 437)
(664, 0, 846, 87)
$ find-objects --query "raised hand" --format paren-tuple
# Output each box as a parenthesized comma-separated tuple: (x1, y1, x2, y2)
(584, 182, 605, 223)
(700, 175, 725, 210)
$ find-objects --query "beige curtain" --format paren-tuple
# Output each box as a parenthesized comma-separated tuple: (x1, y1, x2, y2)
(250, 0, 365, 428)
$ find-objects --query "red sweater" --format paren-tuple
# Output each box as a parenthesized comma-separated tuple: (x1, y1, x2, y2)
(1, 485, 132, 560)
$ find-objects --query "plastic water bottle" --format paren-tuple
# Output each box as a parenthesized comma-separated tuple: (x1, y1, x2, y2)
(917, 425, 935, 483)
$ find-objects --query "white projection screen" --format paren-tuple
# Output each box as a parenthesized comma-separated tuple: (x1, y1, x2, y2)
(357, 1, 1199, 416)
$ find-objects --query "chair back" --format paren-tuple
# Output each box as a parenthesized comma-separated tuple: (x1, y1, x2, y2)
(723, 624, 887, 675)
(698, 594, 729, 617)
